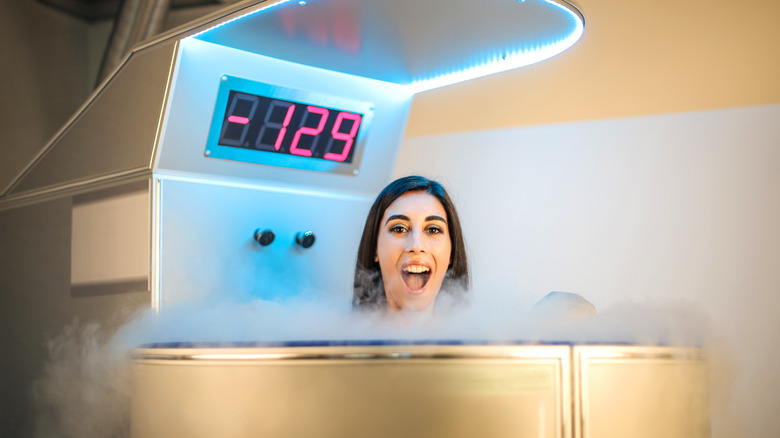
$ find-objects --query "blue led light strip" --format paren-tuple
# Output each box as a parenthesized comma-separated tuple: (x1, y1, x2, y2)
(189, 0, 295, 39)
(408, 0, 584, 93)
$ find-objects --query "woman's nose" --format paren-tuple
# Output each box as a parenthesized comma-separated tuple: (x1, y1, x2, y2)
(406, 230, 426, 253)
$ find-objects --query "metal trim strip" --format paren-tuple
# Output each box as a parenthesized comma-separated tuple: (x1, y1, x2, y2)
(0, 168, 152, 212)
(131, 344, 572, 362)
(71, 278, 149, 298)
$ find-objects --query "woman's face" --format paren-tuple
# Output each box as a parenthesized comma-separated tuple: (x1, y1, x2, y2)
(376, 192, 452, 313)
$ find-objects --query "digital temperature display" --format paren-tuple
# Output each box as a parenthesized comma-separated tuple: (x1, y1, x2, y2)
(205, 76, 374, 174)
(220, 91, 361, 162)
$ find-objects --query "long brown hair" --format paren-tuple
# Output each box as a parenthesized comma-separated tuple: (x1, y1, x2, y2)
(353, 176, 469, 310)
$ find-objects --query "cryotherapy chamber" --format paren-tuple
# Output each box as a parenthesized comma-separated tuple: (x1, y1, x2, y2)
(0, 1, 708, 437)
(1, 0, 587, 308)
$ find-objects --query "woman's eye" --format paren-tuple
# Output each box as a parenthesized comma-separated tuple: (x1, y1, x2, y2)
(389, 224, 408, 234)
(426, 226, 443, 235)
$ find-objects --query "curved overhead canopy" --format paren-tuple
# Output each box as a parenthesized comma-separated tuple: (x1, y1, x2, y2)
(190, 0, 584, 91)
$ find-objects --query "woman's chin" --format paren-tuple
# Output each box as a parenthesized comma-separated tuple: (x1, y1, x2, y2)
(397, 287, 439, 312)
(396, 301, 435, 314)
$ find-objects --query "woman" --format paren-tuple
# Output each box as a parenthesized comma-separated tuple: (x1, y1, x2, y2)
(353, 176, 469, 312)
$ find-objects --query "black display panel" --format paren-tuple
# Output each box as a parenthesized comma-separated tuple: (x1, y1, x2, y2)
(205, 76, 373, 174)
(219, 91, 362, 163)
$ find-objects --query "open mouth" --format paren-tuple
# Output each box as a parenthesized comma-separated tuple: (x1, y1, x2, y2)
(402, 265, 431, 291)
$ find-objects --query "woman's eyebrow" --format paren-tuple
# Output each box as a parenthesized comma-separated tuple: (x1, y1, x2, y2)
(426, 215, 447, 223)
(385, 214, 410, 224)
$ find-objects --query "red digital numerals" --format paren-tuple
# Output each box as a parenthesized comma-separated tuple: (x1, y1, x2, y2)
(324, 112, 362, 162)
(219, 92, 362, 163)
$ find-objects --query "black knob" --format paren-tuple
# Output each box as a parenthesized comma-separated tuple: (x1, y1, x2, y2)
(254, 229, 275, 246)
(295, 231, 316, 249)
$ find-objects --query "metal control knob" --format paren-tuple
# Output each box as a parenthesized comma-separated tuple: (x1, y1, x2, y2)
(295, 231, 316, 249)
(254, 229, 275, 246)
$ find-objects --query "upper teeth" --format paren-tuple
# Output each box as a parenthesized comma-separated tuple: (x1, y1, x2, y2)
(404, 265, 430, 273)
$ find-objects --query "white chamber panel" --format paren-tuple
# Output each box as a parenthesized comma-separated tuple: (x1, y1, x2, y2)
(157, 177, 372, 306)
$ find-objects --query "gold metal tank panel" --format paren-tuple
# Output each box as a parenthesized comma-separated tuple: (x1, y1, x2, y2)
(131, 343, 709, 438)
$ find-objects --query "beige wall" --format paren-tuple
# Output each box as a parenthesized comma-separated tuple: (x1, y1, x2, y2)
(0, 1, 92, 193)
(407, 0, 780, 136)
